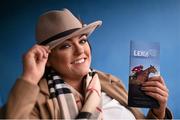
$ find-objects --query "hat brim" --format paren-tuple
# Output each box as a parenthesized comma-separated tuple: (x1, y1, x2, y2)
(47, 20, 102, 49)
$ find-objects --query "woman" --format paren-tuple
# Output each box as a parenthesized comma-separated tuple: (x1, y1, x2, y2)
(1, 8, 172, 119)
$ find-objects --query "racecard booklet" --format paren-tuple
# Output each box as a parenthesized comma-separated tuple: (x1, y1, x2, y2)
(128, 40, 160, 108)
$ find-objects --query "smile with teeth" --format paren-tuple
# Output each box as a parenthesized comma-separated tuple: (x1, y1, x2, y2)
(73, 58, 86, 64)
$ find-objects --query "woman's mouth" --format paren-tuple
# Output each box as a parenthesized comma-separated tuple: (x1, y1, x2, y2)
(72, 58, 86, 64)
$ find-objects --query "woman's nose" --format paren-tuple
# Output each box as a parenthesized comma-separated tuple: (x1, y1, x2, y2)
(74, 44, 84, 55)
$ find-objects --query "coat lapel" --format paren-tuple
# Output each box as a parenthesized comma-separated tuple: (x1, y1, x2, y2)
(38, 78, 49, 96)
(38, 78, 60, 118)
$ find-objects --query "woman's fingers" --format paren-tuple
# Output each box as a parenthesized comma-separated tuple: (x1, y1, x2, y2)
(141, 76, 168, 104)
(141, 86, 168, 97)
(36, 46, 48, 59)
(144, 91, 168, 103)
(30, 45, 50, 62)
(148, 76, 165, 85)
(41, 45, 51, 58)
(142, 80, 168, 93)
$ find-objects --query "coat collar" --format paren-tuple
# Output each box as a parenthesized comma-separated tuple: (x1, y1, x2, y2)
(38, 78, 49, 96)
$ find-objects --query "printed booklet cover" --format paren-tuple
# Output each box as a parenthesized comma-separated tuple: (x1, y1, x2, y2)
(128, 40, 160, 108)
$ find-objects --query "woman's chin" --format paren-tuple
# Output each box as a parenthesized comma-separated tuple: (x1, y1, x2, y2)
(73, 68, 89, 77)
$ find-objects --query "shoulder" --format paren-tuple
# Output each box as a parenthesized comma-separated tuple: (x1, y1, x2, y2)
(96, 70, 126, 90)
(96, 70, 119, 81)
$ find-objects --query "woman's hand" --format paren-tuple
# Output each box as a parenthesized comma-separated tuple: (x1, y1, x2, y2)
(21, 45, 51, 85)
(141, 76, 169, 119)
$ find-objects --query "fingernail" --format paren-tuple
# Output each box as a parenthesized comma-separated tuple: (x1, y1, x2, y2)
(44, 53, 48, 58)
(46, 46, 50, 50)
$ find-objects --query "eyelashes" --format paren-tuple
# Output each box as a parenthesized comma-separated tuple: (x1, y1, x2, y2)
(79, 39, 87, 44)
(59, 43, 71, 49)
(58, 38, 88, 50)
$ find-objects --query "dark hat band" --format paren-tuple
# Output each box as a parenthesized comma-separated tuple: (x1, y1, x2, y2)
(39, 28, 80, 45)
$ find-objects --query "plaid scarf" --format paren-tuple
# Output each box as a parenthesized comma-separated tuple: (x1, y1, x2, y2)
(45, 68, 102, 119)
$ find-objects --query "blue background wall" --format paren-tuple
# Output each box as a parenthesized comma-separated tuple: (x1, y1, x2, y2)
(0, 0, 179, 118)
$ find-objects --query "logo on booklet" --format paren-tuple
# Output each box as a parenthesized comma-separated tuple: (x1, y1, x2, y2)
(133, 49, 157, 57)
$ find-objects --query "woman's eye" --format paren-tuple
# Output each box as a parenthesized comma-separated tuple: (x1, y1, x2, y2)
(59, 43, 71, 49)
(80, 39, 87, 44)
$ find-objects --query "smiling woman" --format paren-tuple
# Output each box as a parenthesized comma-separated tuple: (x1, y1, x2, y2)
(46, 35, 91, 94)
(0, 8, 173, 119)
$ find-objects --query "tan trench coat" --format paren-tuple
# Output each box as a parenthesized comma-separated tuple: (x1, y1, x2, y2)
(0, 70, 172, 119)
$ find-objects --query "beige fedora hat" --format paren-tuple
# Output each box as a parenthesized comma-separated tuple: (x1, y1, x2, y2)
(36, 8, 102, 49)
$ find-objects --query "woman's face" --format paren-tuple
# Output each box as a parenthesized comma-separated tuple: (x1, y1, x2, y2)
(47, 34, 91, 80)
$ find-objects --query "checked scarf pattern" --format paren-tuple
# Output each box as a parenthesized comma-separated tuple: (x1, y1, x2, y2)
(45, 68, 102, 119)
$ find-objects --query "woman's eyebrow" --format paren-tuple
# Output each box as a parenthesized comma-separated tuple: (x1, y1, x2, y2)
(79, 34, 87, 39)
(64, 34, 87, 42)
